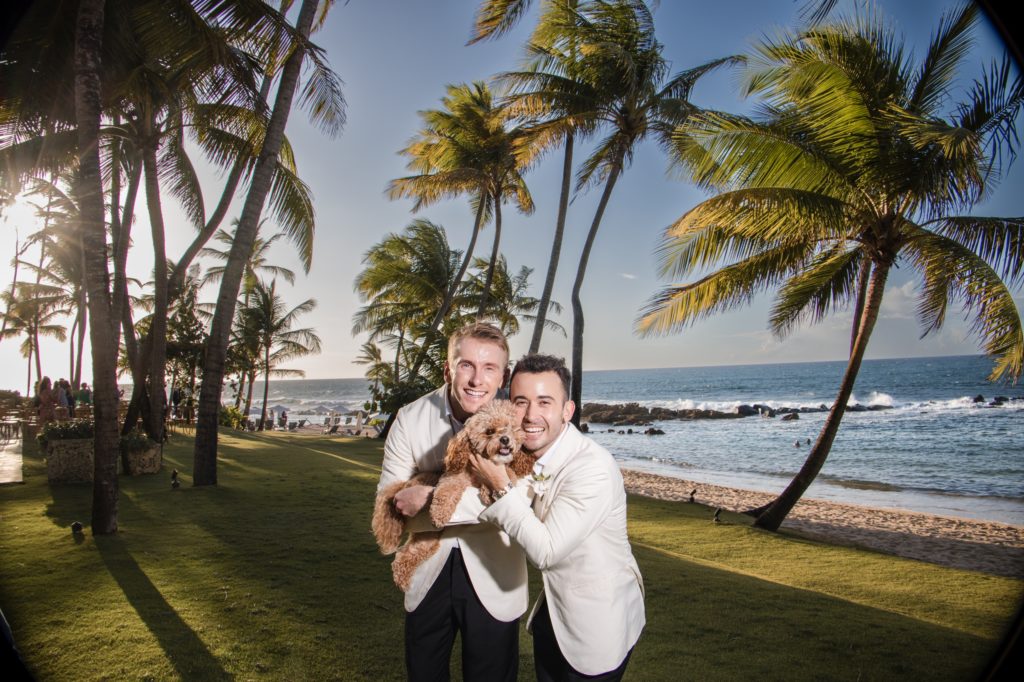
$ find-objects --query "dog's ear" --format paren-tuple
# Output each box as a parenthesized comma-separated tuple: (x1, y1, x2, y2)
(444, 428, 471, 470)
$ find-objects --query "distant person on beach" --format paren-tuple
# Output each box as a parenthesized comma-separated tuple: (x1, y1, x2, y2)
(470, 354, 645, 681)
(35, 376, 57, 424)
(375, 321, 524, 681)
(75, 383, 91, 408)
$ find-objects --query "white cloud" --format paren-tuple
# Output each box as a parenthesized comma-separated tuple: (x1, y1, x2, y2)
(879, 281, 917, 321)
(620, 273, 637, 280)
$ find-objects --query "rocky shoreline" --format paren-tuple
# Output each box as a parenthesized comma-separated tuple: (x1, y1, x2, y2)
(582, 394, 1022, 427)
(621, 469, 1024, 578)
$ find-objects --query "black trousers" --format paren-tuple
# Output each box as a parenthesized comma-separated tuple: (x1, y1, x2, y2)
(405, 548, 519, 682)
(533, 599, 633, 682)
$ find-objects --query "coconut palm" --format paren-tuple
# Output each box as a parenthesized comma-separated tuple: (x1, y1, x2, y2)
(387, 81, 533, 362)
(637, 5, 1024, 531)
(194, 0, 344, 484)
(352, 219, 463, 434)
(238, 279, 321, 431)
(462, 255, 566, 338)
(0, 282, 69, 394)
(201, 221, 299, 300)
(547, 0, 738, 420)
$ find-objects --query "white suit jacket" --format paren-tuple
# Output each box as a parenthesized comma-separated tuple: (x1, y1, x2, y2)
(377, 386, 528, 621)
(479, 424, 645, 675)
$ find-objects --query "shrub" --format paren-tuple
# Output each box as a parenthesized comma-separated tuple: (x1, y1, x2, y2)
(219, 405, 247, 429)
(37, 419, 95, 448)
(120, 428, 157, 454)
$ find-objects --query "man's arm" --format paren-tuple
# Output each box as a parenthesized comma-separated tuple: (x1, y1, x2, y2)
(479, 462, 612, 570)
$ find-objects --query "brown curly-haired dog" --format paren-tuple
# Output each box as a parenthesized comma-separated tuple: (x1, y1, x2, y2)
(371, 400, 532, 591)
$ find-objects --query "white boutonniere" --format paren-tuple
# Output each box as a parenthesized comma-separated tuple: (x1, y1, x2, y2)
(530, 472, 550, 497)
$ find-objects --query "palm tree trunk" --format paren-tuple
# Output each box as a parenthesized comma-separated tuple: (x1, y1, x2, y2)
(530, 133, 574, 354)
(193, 0, 321, 485)
(478, 194, 503, 316)
(754, 261, 891, 531)
(243, 369, 256, 421)
(260, 346, 271, 431)
(850, 258, 871, 356)
(74, 0, 120, 535)
(404, 197, 487, 384)
(570, 164, 622, 426)
(167, 73, 274, 300)
(142, 136, 169, 442)
(111, 154, 142, 330)
(234, 373, 245, 410)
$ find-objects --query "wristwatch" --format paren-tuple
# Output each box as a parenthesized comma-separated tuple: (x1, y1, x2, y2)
(492, 481, 515, 501)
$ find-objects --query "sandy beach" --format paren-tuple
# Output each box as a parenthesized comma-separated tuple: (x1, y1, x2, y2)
(621, 469, 1024, 579)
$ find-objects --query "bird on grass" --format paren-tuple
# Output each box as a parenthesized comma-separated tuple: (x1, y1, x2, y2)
(688, 489, 697, 503)
(70, 521, 83, 534)
(713, 508, 722, 524)
(171, 469, 180, 489)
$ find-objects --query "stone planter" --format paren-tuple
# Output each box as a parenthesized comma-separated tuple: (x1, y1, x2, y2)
(123, 443, 162, 475)
(45, 438, 95, 483)
(45, 438, 125, 482)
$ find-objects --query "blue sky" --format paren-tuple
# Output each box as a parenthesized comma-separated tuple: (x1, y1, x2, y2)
(1, 0, 1022, 392)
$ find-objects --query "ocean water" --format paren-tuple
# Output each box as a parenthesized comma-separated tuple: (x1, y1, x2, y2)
(248, 355, 1024, 526)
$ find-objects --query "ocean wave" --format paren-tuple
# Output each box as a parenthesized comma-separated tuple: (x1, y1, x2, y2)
(585, 394, 1024, 415)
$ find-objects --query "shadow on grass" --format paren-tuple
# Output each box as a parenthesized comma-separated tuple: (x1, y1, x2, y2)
(96, 536, 229, 680)
(44, 480, 92, 529)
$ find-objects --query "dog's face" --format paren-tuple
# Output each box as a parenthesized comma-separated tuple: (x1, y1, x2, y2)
(462, 400, 524, 464)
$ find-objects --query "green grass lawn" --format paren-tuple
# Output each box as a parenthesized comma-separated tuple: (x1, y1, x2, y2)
(1, 429, 1020, 680)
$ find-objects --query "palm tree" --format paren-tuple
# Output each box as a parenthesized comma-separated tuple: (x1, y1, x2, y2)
(73, 0, 120, 534)
(239, 279, 321, 431)
(387, 81, 533, 363)
(462, 255, 566, 338)
(352, 219, 462, 434)
(473, 0, 590, 353)
(0, 282, 69, 394)
(194, 0, 344, 485)
(550, 0, 738, 421)
(637, 5, 1024, 531)
(200, 221, 299, 302)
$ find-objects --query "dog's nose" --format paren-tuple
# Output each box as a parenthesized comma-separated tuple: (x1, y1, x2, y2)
(499, 435, 509, 445)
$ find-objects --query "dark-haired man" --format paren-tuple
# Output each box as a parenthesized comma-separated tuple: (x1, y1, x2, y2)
(470, 354, 645, 681)
(376, 322, 526, 681)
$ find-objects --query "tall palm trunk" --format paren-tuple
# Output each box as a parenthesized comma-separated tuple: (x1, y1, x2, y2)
(142, 134, 169, 442)
(74, 0, 120, 534)
(570, 163, 622, 425)
(478, 193, 503, 316)
(234, 373, 245, 410)
(193, 0, 320, 485)
(754, 261, 891, 531)
(404, 197, 487, 381)
(243, 368, 256, 420)
(530, 133, 574, 353)
(259, 344, 271, 430)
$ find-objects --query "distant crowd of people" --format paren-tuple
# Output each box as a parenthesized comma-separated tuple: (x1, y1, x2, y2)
(32, 376, 91, 424)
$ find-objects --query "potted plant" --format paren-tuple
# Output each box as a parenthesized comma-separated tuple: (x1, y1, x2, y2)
(120, 428, 162, 475)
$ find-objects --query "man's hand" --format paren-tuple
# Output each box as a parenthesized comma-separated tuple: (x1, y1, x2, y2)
(394, 484, 433, 517)
(469, 453, 511, 491)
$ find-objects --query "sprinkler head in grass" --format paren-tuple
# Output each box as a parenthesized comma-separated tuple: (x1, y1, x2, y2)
(171, 469, 180, 489)
(70, 521, 83, 534)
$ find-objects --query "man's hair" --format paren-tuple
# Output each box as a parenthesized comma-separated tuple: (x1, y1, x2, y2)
(511, 354, 571, 401)
(447, 321, 509, 361)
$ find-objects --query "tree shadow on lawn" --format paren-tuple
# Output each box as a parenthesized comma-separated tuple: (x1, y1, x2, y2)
(629, 542, 1003, 681)
(95, 534, 230, 681)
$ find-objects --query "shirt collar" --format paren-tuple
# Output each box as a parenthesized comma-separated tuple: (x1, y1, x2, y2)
(443, 387, 464, 434)
(532, 423, 570, 474)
